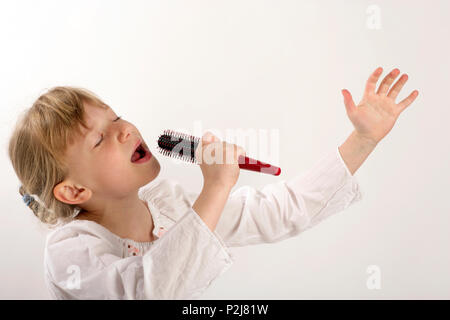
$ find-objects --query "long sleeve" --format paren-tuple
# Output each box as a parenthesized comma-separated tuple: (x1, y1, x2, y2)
(44, 207, 233, 300)
(180, 146, 363, 247)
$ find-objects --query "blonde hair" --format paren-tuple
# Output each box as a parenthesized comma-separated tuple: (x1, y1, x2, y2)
(8, 86, 108, 227)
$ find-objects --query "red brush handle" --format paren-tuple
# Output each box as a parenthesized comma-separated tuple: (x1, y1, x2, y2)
(238, 155, 281, 176)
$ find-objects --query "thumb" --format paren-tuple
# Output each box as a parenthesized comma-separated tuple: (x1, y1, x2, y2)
(341, 89, 357, 115)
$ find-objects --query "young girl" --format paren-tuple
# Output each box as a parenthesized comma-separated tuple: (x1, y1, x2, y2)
(8, 67, 418, 299)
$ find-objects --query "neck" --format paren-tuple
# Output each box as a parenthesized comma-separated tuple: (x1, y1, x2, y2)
(76, 192, 155, 242)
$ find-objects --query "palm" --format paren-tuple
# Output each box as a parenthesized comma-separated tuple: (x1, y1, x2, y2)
(342, 67, 419, 144)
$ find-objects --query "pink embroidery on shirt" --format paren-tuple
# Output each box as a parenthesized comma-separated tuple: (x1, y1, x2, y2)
(127, 244, 139, 256)
(157, 227, 167, 238)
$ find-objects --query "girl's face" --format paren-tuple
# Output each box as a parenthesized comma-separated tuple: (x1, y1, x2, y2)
(64, 101, 160, 199)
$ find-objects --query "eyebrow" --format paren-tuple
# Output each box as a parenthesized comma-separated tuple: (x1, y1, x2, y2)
(83, 107, 115, 145)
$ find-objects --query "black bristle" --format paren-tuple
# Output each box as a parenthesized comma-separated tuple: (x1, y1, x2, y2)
(157, 129, 200, 164)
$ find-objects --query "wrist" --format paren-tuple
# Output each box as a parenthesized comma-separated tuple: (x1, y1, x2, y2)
(338, 130, 377, 176)
(353, 131, 379, 149)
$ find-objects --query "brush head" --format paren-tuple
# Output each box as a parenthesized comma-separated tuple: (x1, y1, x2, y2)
(157, 129, 200, 164)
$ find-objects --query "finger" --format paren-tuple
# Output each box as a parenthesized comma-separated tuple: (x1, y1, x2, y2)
(364, 67, 383, 95)
(377, 68, 400, 95)
(387, 74, 409, 101)
(226, 144, 246, 164)
(341, 89, 357, 115)
(197, 132, 215, 162)
(236, 146, 246, 164)
(397, 90, 419, 113)
(202, 131, 220, 143)
(210, 134, 220, 142)
(202, 131, 213, 142)
(236, 145, 246, 157)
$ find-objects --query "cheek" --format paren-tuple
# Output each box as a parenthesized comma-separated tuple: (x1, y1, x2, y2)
(93, 148, 132, 184)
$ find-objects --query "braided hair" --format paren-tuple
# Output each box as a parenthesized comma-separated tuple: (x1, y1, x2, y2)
(19, 185, 41, 217)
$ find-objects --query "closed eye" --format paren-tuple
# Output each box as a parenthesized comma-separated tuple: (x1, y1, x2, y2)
(94, 116, 122, 148)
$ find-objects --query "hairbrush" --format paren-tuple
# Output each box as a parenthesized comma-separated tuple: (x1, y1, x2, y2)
(156, 129, 281, 176)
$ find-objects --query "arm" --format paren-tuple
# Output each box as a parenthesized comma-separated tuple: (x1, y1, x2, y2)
(179, 146, 362, 247)
(213, 146, 363, 247)
(153, 67, 418, 248)
(184, 67, 419, 247)
(192, 182, 232, 232)
(192, 131, 246, 232)
(338, 130, 377, 176)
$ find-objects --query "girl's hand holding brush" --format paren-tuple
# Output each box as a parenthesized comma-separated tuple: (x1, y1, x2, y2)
(192, 131, 247, 232)
(195, 131, 247, 191)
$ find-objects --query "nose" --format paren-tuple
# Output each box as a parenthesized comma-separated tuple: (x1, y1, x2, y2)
(118, 123, 133, 144)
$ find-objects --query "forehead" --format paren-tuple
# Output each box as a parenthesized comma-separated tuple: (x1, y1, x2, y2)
(79, 100, 113, 132)
(84, 99, 110, 119)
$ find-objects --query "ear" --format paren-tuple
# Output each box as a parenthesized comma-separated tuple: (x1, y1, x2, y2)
(53, 179, 92, 205)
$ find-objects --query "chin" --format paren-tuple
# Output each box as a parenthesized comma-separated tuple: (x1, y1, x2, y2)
(140, 158, 161, 186)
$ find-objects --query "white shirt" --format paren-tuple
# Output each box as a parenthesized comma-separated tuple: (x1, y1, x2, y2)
(43, 146, 363, 299)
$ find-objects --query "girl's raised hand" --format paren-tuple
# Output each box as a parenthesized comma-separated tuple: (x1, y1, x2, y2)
(341, 67, 419, 145)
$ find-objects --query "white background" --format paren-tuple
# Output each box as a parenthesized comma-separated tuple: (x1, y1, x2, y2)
(0, 0, 449, 299)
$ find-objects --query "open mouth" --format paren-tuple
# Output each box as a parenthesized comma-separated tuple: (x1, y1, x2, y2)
(131, 141, 152, 163)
